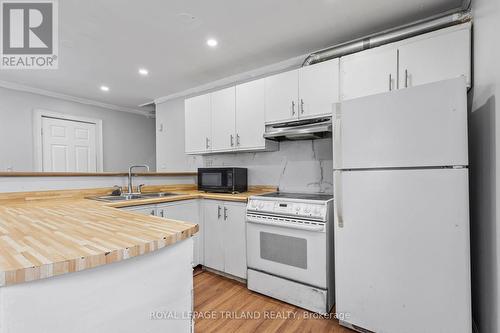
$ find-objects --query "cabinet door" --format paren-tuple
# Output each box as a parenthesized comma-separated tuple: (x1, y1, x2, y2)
(265, 70, 299, 123)
(203, 200, 225, 271)
(340, 46, 397, 101)
(235, 79, 266, 150)
(223, 202, 247, 279)
(211, 87, 236, 152)
(298, 58, 339, 118)
(398, 27, 471, 89)
(121, 205, 157, 216)
(159, 200, 202, 266)
(185, 94, 211, 153)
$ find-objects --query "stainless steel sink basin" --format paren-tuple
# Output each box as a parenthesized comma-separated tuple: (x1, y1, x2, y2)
(94, 194, 144, 202)
(139, 192, 179, 198)
(90, 192, 179, 202)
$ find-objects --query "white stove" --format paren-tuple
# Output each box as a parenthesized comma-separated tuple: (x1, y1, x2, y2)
(246, 192, 335, 314)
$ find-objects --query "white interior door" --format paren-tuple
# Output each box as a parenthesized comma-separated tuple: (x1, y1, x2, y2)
(340, 46, 397, 101)
(298, 58, 339, 118)
(334, 77, 468, 169)
(334, 168, 471, 333)
(235, 79, 266, 150)
(211, 87, 236, 151)
(42, 117, 97, 172)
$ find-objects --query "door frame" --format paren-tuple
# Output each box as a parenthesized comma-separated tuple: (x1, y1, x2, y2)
(33, 109, 104, 172)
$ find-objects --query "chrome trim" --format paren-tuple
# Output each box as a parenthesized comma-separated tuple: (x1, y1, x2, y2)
(264, 117, 332, 141)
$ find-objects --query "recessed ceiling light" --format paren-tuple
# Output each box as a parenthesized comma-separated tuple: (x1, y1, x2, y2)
(100, 85, 110, 92)
(138, 68, 149, 76)
(206, 38, 218, 47)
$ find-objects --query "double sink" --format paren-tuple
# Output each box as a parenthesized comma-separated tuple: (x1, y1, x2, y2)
(93, 192, 180, 202)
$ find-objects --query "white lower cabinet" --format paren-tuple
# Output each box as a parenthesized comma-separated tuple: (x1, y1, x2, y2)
(157, 200, 202, 267)
(203, 200, 247, 279)
(203, 201, 225, 272)
(222, 202, 247, 278)
(120, 199, 247, 278)
(121, 204, 157, 216)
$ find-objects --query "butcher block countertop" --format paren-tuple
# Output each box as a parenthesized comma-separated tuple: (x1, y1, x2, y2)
(0, 185, 275, 287)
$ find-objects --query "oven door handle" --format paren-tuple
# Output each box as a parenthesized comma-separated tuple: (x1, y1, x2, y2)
(246, 216, 325, 232)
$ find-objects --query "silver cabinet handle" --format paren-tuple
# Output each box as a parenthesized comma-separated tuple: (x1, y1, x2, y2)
(150, 209, 155, 216)
(404, 69, 408, 88)
(223, 206, 228, 220)
(291, 101, 296, 116)
(230, 134, 234, 147)
(217, 205, 221, 219)
(389, 74, 392, 91)
(160, 209, 164, 218)
(300, 99, 304, 114)
(236, 134, 240, 146)
(205, 137, 209, 149)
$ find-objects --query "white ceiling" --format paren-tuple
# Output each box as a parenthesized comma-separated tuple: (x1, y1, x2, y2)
(0, 0, 464, 113)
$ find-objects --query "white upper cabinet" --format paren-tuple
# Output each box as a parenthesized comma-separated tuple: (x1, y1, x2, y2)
(340, 46, 398, 101)
(211, 87, 236, 152)
(185, 93, 211, 153)
(398, 26, 471, 89)
(340, 23, 471, 101)
(265, 69, 299, 123)
(298, 58, 340, 118)
(235, 79, 266, 150)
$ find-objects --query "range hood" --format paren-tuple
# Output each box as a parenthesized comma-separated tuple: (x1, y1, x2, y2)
(263, 117, 332, 141)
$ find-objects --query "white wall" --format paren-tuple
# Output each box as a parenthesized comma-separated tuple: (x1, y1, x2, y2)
(155, 99, 201, 172)
(0, 87, 156, 172)
(469, 0, 500, 332)
(156, 99, 333, 194)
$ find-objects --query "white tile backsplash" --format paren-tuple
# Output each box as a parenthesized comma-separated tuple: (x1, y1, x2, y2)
(199, 138, 333, 194)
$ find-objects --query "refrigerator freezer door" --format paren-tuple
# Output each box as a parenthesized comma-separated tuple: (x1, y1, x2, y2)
(333, 77, 468, 170)
(334, 168, 471, 333)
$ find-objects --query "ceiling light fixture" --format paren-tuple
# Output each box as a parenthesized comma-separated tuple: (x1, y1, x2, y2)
(100, 85, 110, 92)
(138, 68, 149, 76)
(206, 38, 218, 47)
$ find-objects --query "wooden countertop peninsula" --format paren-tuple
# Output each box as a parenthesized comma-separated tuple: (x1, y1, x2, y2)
(0, 185, 275, 286)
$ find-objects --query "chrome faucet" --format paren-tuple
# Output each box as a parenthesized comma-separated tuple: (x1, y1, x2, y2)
(127, 165, 150, 194)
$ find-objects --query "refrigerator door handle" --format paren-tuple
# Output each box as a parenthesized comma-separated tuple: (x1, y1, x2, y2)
(333, 103, 343, 169)
(334, 171, 344, 228)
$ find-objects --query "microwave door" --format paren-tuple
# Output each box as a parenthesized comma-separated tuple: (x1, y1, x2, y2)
(202, 172, 224, 188)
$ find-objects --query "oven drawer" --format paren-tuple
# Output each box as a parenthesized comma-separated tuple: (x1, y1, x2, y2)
(247, 269, 330, 314)
(246, 220, 327, 288)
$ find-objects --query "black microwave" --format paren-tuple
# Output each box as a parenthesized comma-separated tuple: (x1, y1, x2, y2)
(198, 168, 248, 193)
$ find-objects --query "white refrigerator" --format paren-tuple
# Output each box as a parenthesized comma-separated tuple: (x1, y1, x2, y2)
(333, 77, 472, 333)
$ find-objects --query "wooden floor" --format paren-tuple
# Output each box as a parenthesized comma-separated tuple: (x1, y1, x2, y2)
(194, 270, 353, 333)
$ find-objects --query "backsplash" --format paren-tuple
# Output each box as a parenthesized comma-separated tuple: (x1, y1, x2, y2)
(187, 138, 333, 194)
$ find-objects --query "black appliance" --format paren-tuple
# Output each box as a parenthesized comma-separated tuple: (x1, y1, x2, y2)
(198, 167, 248, 193)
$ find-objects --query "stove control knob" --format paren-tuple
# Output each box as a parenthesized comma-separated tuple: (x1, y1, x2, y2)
(295, 206, 301, 213)
(313, 207, 321, 216)
(258, 202, 265, 209)
(304, 207, 311, 215)
(250, 201, 257, 209)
